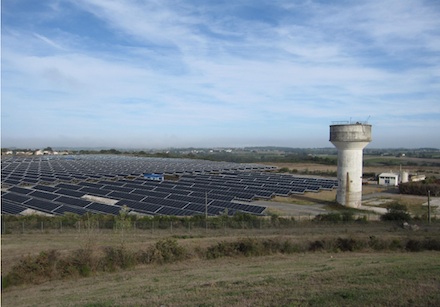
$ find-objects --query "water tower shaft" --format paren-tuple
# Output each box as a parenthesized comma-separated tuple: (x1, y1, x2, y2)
(330, 123, 372, 208)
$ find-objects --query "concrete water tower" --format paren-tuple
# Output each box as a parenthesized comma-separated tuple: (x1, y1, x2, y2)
(330, 123, 372, 208)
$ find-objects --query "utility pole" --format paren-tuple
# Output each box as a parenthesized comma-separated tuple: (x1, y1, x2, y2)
(205, 192, 208, 233)
(205, 192, 208, 220)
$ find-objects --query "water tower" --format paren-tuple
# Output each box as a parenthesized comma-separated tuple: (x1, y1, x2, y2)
(330, 122, 372, 208)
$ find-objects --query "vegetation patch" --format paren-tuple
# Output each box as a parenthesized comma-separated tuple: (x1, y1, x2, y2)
(399, 178, 440, 196)
(8, 235, 440, 289)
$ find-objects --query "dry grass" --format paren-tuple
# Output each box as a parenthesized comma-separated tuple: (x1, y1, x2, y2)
(2, 250, 440, 306)
(267, 161, 440, 176)
(3, 223, 440, 305)
(262, 162, 435, 216)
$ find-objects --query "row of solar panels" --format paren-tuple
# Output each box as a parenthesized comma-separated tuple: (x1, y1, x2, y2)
(1, 155, 337, 217)
(1, 179, 270, 217)
(2, 155, 275, 180)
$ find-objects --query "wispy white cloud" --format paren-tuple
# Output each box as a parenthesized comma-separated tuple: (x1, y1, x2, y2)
(33, 33, 66, 50)
(2, 0, 439, 148)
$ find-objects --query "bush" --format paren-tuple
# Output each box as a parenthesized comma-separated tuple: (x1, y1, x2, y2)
(2, 250, 61, 288)
(309, 240, 325, 251)
(368, 236, 388, 251)
(100, 246, 136, 271)
(149, 238, 187, 264)
(406, 239, 423, 252)
(381, 203, 411, 222)
(313, 211, 364, 223)
(399, 181, 440, 196)
(336, 238, 364, 252)
(314, 213, 342, 222)
(60, 248, 95, 277)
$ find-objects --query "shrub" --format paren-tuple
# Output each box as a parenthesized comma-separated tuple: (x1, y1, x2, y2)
(422, 238, 440, 251)
(309, 240, 325, 251)
(341, 211, 354, 222)
(406, 239, 423, 252)
(368, 236, 388, 251)
(149, 238, 187, 264)
(2, 250, 61, 288)
(60, 248, 95, 277)
(314, 213, 342, 222)
(100, 246, 136, 271)
(381, 203, 411, 222)
(336, 237, 365, 252)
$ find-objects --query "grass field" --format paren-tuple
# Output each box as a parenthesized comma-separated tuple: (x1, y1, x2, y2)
(2, 222, 440, 306)
(2, 251, 440, 306)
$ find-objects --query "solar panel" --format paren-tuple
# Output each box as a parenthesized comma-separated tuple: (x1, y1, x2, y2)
(55, 196, 91, 207)
(156, 206, 194, 216)
(53, 205, 87, 215)
(79, 187, 111, 197)
(33, 185, 59, 193)
(56, 188, 86, 198)
(1, 200, 26, 214)
(117, 199, 161, 214)
(146, 196, 188, 209)
(107, 191, 146, 202)
(131, 189, 170, 199)
(55, 183, 82, 190)
(8, 186, 33, 195)
(2, 192, 32, 204)
(26, 198, 60, 212)
(102, 185, 134, 193)
(85, 203, 122, 215)
(29, 190, 60, 201)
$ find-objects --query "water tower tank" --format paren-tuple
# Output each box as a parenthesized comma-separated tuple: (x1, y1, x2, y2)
(330, 123, 372, 208)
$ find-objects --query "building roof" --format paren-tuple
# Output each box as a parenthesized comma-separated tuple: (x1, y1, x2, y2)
(379, 173, 399, 177)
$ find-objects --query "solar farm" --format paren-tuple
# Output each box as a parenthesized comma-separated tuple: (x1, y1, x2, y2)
(1, 155, 338, 217)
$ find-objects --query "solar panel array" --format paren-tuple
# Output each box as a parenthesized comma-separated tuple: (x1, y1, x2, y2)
(1, 155, 337, 216)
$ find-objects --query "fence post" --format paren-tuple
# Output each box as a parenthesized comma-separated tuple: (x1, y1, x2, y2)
(41, 221, 44, 233)
(170, 221, 173, 233)
(22, 221, 25, 234)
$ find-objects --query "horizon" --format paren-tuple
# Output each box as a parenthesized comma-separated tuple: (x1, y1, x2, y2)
(2, 1, 440, 149)
(2, 145, 439, 152)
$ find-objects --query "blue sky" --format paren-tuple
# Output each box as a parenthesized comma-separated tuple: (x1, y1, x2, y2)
(2, 0, 440, 149)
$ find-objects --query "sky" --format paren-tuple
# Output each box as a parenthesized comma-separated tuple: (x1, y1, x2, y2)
(2, 0, 440, 149)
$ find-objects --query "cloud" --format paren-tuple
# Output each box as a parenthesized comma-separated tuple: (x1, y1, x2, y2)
(2, 0, 439, 148)
(33, 33, 66, 50)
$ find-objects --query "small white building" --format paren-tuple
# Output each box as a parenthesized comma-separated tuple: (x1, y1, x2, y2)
(378, 173, 399, 186)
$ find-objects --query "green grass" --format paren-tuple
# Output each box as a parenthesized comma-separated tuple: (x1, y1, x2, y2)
(2, 252, 439, 306)
(2, 224, 440, 306)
